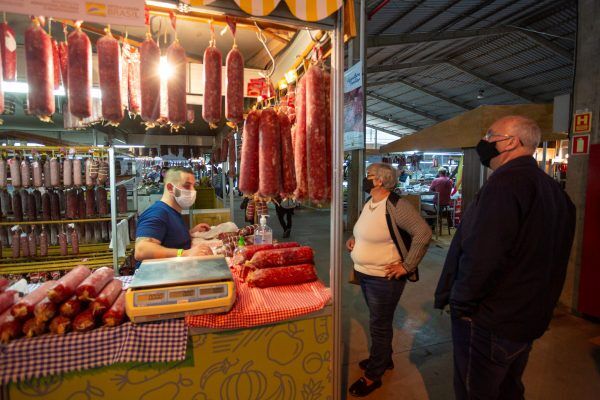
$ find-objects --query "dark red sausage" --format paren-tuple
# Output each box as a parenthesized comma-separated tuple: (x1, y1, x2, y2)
(58, 231, 68, 256)
(11, 281, 57, 320)
(0, 159, 6, 188)
(66, 189, 77, 219)
(59, 295, 84, 318)
(25, 190, 36, 221)
(117, 185, 127, 213)
(71, 226, 79, 254)
(258, 108, 281, 198)
(19, 233, 29, 258)
(11, 228, 19, 258)
(278, 111, 296, 197)
(90, 279, 122, 317)
(50, 190, 60, 220)
(128, 50, 141, 114)
(24, 20, 55, 120)
(48, 266, 91, 304)
(97, 187, 108, 215)
(0, 188, 9, 216)
(85, 187, 96, 216)
(202, 44, 222, 128)
(232, 242, 300, 265)
(97, 160, 109, 186)
(249, 246, 314, 269)
(228, 134, 236, 178)
(58, 41, 68, 92)
(305, 66, 327, 204)
(77, 189, 86, 219)
(73, 308, 96, 332)
(39, 227, 48, 256)
(294, 77, 308, 200)
(12, 190, 22, 221)
(33, 188, 42, 217)
(34, 297, 57, 323)
(49, 315, 71, 334)
(97, 31, 124, 124)
(67, 28, 92, 119)
(51, 38, 60, 89)
(140, 36, 161, 123)
(28, 229, 37, 257)
(0, 290, 18, 315)
(102, 291, 126, 327)
(0, 22, 17, 81)
(75, 267, 114, 301)
(166, 40, 187, 128)
(41, 191, 50, 220)
(226, 46, 244, 125)
(324, 71, 332, 202)
(247, 263, 318, 288)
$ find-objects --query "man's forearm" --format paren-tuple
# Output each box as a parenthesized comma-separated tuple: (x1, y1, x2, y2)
(135, 241, 180, 261)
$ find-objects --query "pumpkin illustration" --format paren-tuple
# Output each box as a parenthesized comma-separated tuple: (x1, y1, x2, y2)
(220, 361, 267, 400)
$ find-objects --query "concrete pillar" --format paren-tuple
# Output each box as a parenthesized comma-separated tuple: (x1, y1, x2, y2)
(562, 0, 600, 310)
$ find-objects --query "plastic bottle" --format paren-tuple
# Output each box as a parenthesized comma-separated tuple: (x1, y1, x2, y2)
(233, 235, 246, 259)
(253, 214, 272, 245)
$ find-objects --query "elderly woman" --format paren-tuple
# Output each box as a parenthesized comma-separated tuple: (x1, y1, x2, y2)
(347, 163, 432, 397)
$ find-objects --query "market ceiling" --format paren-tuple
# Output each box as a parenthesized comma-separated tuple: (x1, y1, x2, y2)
(363, 0, 576, 139)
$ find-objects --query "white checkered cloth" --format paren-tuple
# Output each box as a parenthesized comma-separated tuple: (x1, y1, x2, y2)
(0, 276, 187, 385)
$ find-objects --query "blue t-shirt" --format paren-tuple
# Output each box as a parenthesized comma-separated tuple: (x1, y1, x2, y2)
(135, 201, 191, 268)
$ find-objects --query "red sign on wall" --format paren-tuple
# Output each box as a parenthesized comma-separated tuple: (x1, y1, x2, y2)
(573, 112, 592, 133)
(571, 134, 590, 155)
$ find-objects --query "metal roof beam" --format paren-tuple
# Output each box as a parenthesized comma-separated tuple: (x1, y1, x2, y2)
(367, 27, 516, 48)
(367, 91, 443, 122)
(368, 78, 472, 110)
(447, 60, 539, 103)
(373, 0, 427, 35)
(367, 59, 446, 74)
(367, 111, 421, 131)
(519, 30, 574, 61)
(365, 124, 406, 138)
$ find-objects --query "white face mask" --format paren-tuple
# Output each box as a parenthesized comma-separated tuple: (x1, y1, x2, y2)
(171, 186, 196, 209)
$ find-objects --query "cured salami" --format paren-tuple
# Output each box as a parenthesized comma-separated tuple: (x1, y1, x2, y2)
(324, 71, 332, 202)
(48, 265, 92, 303)
(71, 225, 79, 254)
(65, 189, 77, 219)
(97, 160, 109, 185)
(225, 46, 244, 125)
(202, 44, 222, 128)
(75, 267, 114, 301)
(305, 66, 327, 204)
(90, 279, 122, 317)
(77, 189, 86, 219)
(12, 190, 22, 221)
(232, 242, 299, 265)
(49, 157, 59, 187)
(127, 46, 141, 114)
(73, 308, 96, 332)
(248, 246, 314, 269)
(25, 20, 55, 120)
(58, 41, 68, 92)
(51, 39, 60, 89)
(0, 309, 22, 342)
(247, 263, 318, 288)
(20, 158, 31, 188)
(25, 190, 36, 221)
(117, 185, 127, 213)
(0, 189, 9, 216)
(67, 27, 92, 119)
(28, 228, 37, 256)
(11, 281, 57, 320)
(32, 160, 42, 187)
(279, 111, 296, 197)
(63, 158, 73, 187)
(102, 291, 126, 327)
(58, 231, 68, 256)
(97, 187, 108, 215)
(43, 159, 52, 188)
(0, 158, 6, 188)
(294, 77, 308, 200)
(33, 297, 57, 323)
(166, 40, 187, 129)
(49, 315, 71, 334)
(97, 30, 124, 124)
(258, 108, 281, 198)
(73, 158, 83, 187)
(50, 190, 60, 220)
(39, 226, 48, 256)
(59, 295, 84, 318)
(140, 35, 161, 123)
(41, 191, 50, 220)
(85, 187, 96, 216)
(0, 22, 17, 81)
(8, 157, 21, 187)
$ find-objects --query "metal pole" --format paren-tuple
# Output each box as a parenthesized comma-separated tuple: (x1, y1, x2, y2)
(542, 141, 548, 173)
(358, 0, 366, 206)
(108, 147, 119, 275)
(132, 160, 138, 213)
(331, 7, 344, 400)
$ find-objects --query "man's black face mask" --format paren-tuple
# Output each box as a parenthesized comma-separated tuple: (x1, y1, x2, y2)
(363, 177, 374, 194)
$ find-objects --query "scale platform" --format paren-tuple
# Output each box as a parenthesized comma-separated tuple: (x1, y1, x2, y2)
(125, 255, 236, 323)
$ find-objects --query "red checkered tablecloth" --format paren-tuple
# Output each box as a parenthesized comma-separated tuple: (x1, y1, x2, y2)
(185, 266, 331, 329)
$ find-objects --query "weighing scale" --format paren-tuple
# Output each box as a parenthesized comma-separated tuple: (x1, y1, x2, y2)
(125, 255, 236, 323)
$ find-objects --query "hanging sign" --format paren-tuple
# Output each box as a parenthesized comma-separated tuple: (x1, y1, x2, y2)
(344, 61, 365, 151)
(571, 134, 590, 156)
(0, 0, 146, 27)
(573, 111, 592, 133)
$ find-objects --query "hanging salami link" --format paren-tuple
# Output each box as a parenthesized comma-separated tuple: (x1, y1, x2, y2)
(0, 22, 17, 81)
(58, 41, 68, 92)
(140, 35, 161, 123)
(73, 158, 83, 187)
(49, 157, 59, 187)
(294, 77, 308, 200)
(63, 158, 73, 187)
(258, 108, 281, 198)
(97, 187, 108, 215)
(51, 39, 60, 90)
(226, 45, 244, 125)
(8, 157, 20, 188)
(166, 40, 187, 130)
(67, 27, 92, 119)
(97, 29, 124, 125)
(32, 160, 42, 187)
(324, 71, 332, 202)
(128, 47, 141, 114)
(0, 159, 6, 188)
(202, 44, 222, 128)
(305, 66, 327, 204)
(43, 159, 51, 188)
(20, 158, 31, 188)
(24, 19, 55, 121)
(228, 134, 236, 178)
(239, 109, 261, 195)
(279, 111, 296, 197)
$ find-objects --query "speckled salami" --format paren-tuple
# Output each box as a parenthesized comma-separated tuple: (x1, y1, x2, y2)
(305, 66, 327, 204)
(67, 27, 92, 119)
(24, 20, 55, 120)
(226, 46, 244, 125)
(294, 77, 308, 200)
(140, 35, 161, 123)
(248, 246, 314, 269)
(247, 263, 318, 288)
(166, 40, 187, 128)
(97, 30, 124, 124)
(202, 44, 222, 128)
(279, 111, 296, 197)
(258, 108, 281, 198)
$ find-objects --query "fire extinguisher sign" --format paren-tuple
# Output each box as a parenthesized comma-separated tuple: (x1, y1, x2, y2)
(571, 134, 590, 155)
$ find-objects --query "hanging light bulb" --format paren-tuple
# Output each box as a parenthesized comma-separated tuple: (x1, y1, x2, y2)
(159, 56, 173, 79)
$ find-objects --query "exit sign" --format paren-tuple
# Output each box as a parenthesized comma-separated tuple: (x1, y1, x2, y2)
(571, 134, 590, 155)
(573, 112, 592, 133)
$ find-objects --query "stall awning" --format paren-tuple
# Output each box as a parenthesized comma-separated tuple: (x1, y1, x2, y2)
(380, 104, 568, 153)
(191, 0, 343, 21)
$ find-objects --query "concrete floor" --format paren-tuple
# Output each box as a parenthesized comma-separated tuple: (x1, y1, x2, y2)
(228, 199, 600, 399)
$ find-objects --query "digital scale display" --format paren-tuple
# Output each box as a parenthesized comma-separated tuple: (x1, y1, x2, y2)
(133, 284, 228, 307)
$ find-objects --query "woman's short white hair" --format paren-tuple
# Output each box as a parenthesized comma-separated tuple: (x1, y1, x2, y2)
(367, 163, 398, 191)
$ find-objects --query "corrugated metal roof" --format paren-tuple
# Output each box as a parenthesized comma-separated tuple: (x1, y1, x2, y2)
(364, 0, 576, 138)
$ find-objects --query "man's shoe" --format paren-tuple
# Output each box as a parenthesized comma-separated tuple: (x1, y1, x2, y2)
(283, 229, 291, 238)
(349, 377, 382, 397)
(358, 358, 394, 371)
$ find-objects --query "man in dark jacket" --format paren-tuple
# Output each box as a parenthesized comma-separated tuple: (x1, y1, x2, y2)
(435, 115, 575, 400)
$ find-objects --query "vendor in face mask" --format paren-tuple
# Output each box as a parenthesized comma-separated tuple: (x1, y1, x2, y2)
(134, 167, 212, 268)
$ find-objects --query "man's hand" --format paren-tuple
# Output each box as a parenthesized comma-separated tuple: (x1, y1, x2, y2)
(183, 245, 213, 257)
(384, 262, 409, 280)
(346, 237, 355, 252)
(190, 223, 211, 234)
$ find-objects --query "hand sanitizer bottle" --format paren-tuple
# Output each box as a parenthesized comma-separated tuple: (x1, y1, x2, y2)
(253, 214, 272, 245)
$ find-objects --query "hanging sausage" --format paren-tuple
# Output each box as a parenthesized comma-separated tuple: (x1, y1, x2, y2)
(305, 65, 327, 204)
(294, 77, 308, 200)
(166, 40, 187, 130)
(226, 44, 244, 125)
(202, 30, 222, 129)
(67, 24, 92, 119)
(0, 21, 17, 81)
(258, 108, 281, 198)
(97, 28, 124, 125)
(24, 18, 55, 121)
(140, 35, 161, 124)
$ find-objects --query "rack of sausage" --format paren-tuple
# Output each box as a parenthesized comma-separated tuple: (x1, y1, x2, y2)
(0, 266, 128, 342)
(234, 243, 318, 288)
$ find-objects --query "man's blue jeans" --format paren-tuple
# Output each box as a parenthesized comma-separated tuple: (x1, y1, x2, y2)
(452, 317, 533, 400)
(356, 270, 406, 381)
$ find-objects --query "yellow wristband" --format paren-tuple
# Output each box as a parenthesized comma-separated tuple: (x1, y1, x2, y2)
(177, 249, 184, 257)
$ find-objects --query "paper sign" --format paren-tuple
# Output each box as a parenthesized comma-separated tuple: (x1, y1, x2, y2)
(571, 134, 590, 155)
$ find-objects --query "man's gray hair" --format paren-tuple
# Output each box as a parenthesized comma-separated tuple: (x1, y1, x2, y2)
(367, 163, 398, 191)
(509, 115, 542, 150)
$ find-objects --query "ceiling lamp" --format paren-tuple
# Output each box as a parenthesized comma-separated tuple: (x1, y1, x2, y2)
(477, 89, 485, 99)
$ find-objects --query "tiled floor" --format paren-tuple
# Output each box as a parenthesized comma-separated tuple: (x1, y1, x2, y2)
(228, 198, 600, 399)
